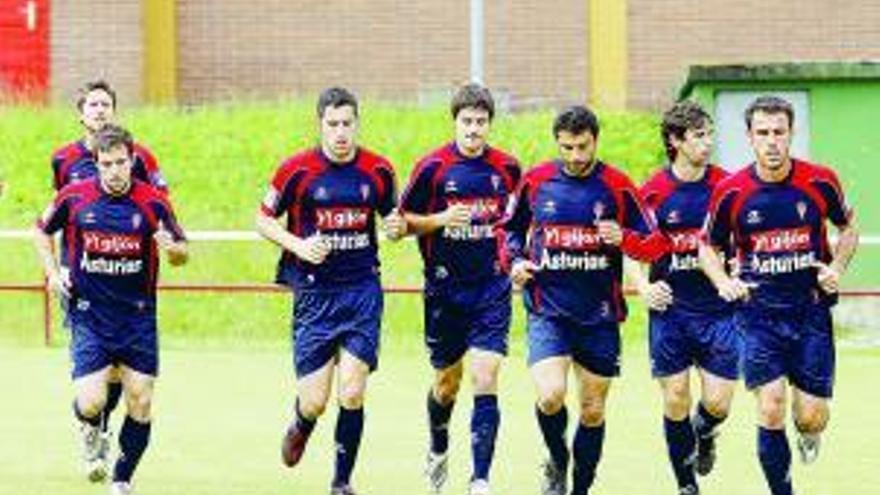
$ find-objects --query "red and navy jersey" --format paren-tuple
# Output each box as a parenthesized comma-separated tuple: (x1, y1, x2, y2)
(500, 160, 667, 325)
(51, 140, 168, 192)
(704, 159, 853, 311)
(37, 179, 185, 320)
(261, 147, 397, 291)
(401, 142, 520, 284)
(641, 165, 729, 316)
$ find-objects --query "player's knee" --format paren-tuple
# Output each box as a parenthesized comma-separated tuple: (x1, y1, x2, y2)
(126, 392, 153, 422)
(299, 396, 328, 418)
(579, 401, 606, 427)
(536, 387, 566, 415)
(796, 406, 829, 434)
(701, 394, 731, 419)
(471, 368, 498, 395)
(434, 372, 462, 404)
(663, 383, 691, 419)
(337, 381, 366, 410)
(758, 400, 786, 429)
(77, 395, 105, 419)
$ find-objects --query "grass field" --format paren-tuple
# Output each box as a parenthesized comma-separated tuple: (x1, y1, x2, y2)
(1, 333, 878, 495)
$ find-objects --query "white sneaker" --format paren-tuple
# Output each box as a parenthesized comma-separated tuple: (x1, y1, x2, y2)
(468, 478, 490, 495)
(425, 451, 449, 493)
(797, 432, 821, 464)
(110, 481, 133, 495)
(79, 422, 108, 482)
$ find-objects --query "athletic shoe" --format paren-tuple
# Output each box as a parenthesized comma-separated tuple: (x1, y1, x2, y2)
(425, 451, 449, 493)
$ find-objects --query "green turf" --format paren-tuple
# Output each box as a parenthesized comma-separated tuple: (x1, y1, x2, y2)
(0, 339, 877, 495)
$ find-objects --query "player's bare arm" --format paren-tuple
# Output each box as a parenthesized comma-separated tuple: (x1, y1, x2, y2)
(698, 242, 749, 302)
(255, 210, 330, 265)
(403, 202, 471, 236)
(815, 215, 860, 294)
(33, 226, 71, 297)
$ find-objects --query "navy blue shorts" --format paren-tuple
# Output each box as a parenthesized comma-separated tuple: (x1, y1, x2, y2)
(649, 309, 742, 380)
(69, 312, 158, 379)
(292, 278, 383, 378)
(739, 304, 835, 398)
(527, 313, 621, 377)
(424, 277, 511, 369)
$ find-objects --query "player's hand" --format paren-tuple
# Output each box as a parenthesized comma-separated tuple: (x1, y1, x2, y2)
(597, 220, 623, 246)
(153, 228, 175, 250)
(813, 262, 841, 294)
(383, 208, 407, 241)
(640, 280, 673, 311)
(511, 258, 540, 289)
(294, 233, 331, 265)
(716, 276, 752, 302)
(47, 267, 71, 298)
(442, 203, 472, 229)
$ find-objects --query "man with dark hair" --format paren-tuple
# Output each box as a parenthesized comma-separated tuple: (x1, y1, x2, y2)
(501, 105, 668, 495)
(400, 83, 520, 495)
(256, 87, 406, 495)
(49, 81, 170, 478)
(34, 124, 188, 495)
(635, 100, 740, 495)
(700, 95, 859, 495)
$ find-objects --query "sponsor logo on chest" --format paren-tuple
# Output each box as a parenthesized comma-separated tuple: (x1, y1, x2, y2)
(83, 230, 143, 256)
(316, 207, 370, 231)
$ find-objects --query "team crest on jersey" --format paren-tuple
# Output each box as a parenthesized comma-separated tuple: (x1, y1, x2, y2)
(131, 213, 142, 230)
(542, 200, 556, 214)
(314, 187, 328, 201)
(747, 210, 762, 225)
(360, 183, 370, 201)
(445, 180, 458, 193)
(593, 201, 606, 221)
(491, 174, 502, 192)
(666, 210, 680, 225)
(796, 201, 807, 221)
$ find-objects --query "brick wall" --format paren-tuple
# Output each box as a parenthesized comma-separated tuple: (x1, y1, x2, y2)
(50, 0, 142, 107)
(175, 0, 587, 107)
(628, 0, 880, 109)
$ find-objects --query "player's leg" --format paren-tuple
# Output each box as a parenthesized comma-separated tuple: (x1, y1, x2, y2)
(756, 379, 794, 495)
(571, 364, 612, 495)
(422, 284, 466, 493)
(531, 356, 570, 495)
(73, 366, 113, 482)
(528, 313, 572, 495)
(426, 360, 463, 493)
(332, 349, 371, 493)
(693, 368, 737, 476)
(282, 357, 336, 467)
(650, 312, 698, 493)
(791, 388, 829, 464)
(658, 371, 699, 494)
(466, 280, 510, 494)
(282, 290, 338, 468)
(691, 312, 741, 477)
(110, 365, 156, 492)
(101, 366, 124, 433)
(70, 317, 113, 482)
(468, 349, 503, 494)
(789, 305, 835, 465)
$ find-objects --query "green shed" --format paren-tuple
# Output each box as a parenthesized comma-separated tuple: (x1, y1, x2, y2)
(679, 61, 880, 290)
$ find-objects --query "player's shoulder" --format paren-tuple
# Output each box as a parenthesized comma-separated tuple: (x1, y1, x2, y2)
(714, 165, 754, 193)
(132, 142, 159, 166)
(275, 148, 324, 177)
(792, 158, 839, 183)
(485, 146, 520, 168)
(130, 180, 170, 203)
(52, 141, 87, 164)
(355, 147, 394, 171)
(705, 164, 729, 186)
(56, 178, 98, 202)
(598, 161, 638, 189)
(641, 166, 672, 191)
(523, 160, 559, 185)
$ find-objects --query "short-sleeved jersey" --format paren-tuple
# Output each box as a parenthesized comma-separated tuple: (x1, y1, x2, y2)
(51, 140, 168, 192)
(704, 159, 853, 311)
(37, 179, 185, 322)
(641, 165, 729, 316)
(260, 147, 397, 291)
(400, 142, 520, 284)
(501, 160, 667, 325)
